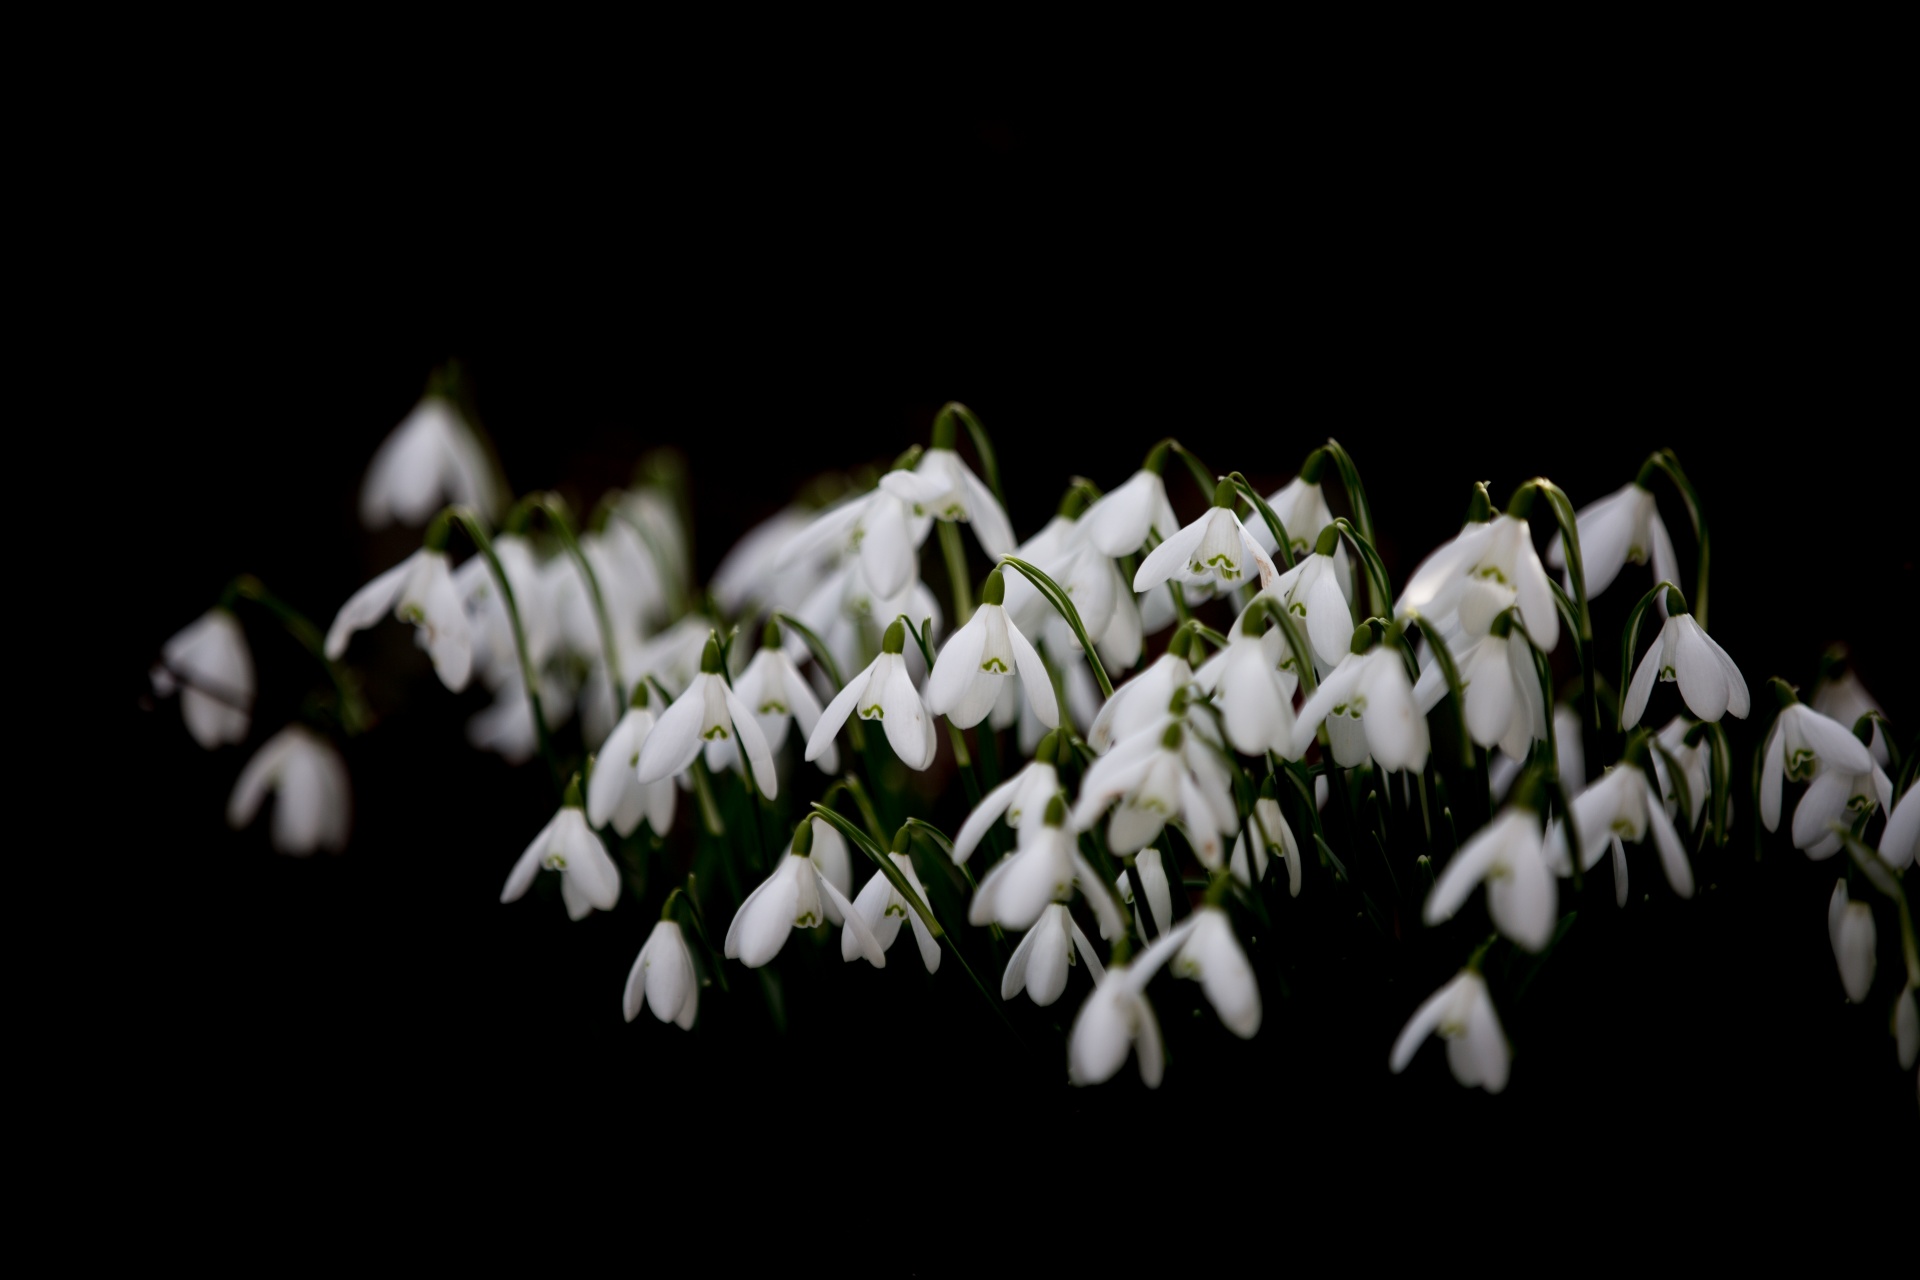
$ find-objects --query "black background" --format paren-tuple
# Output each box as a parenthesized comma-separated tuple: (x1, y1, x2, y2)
(108, 118, 1915, 1181)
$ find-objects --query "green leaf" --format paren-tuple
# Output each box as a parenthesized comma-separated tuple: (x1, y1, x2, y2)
(1227, 471, 1295, 572)
(1332, 517, 1392, 621)
(999, 555, 1114, 697)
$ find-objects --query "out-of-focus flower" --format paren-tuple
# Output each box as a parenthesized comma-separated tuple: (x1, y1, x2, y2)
(1231, 797, 1301, 896)
(359, 394, 503, 528)
(880, 447, 1015, 559)
(1389, 970, 1509, 1093)
(1880, 785, 1918, 871)
(1828, 880, 1876, 1003)
(1397, 514, 1557, 651)
(1246, 474, 1335, 562)
(1087, 633, 1196, 754)
(154, 608, 254, 749)
(325, 549, 473, 692)
(587, 690, 678, 838)
(950, 738, 1062, 865)
(227, 725, 350, 854)
(500, 792, 620, 922)
(1810, 668, 1889, 766)
(1077, 469, 1180, 559)
(1543, 764, 1693, 906)
(1545, 482, 1679, 601)
(1425, 807, 1557, 951)
(1412, 615, 1545, 764)
(1072, 721, 1237, 870)
(971, 797, 1124, 937)
(1067, 915, 1201, 1088)
(623, 919, 698, 1030)
(1116, 847, 1173, 938)
(1171, 905, 1261, 1037)
(776, 486, 929, 599)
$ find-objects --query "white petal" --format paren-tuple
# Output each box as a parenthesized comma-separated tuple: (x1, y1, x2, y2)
(879, 658, 935, 770)
(722, 683, 779, 800)
(807, 660, 875, 763)
(1673, 620, 1730, 722)
(636, 676, 712, 783)
(822, 869, 887, 968)
(1880, 788, 1919, 870)
(1008, 622, 1060, 729)
(500, 814, 559, 903)
(924, 612, 987, 717)
(1836, 904, 1876, 1002)
(1621, 632, 1665, 730)
(622, 933, 656, 1022)
(953, 775, 1021, 865)
(1487, 832, 1556, 951)
(1760, 720, 1786, 831)
(729, 863, 798, 967)
(323, 555, 414, 659)
(959, 467, 1016, 559)
(860, 495, 916, 597)
(1646, 796, 1694, 898)
(1001, 921, 1040, 999)
(1390, 977, 1457, 1073)
(1425, 812, 1512, 925)
(226, 728, 299, 830)
(1132, 517, 1208, 593)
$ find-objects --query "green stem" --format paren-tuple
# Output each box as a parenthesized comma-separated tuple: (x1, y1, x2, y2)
(1640, 450, 1711, 630)
(1320, 439, 1377, 547)
(1226, 471, 1295, 572)
(224, 574, 372, 736)
(447, 508, 561, 795)
(1332, 518, 1393, 623)
(690, 757, 726, 837)
(1837, 830, 1920, 987)
(938, 521, 973, 624)
(523, 493, 627, 719)
(1000, 556, 1113, 698)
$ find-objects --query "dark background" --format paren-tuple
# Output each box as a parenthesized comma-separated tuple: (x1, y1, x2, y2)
(108, 119, 1914, 1176)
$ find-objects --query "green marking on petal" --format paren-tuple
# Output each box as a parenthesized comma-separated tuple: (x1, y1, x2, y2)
(860, 704, 885, 720)
(759, 700, 788, 715)
(702, 725, 731, 740)
(544, 853, 568, 870)
(980, 657, 1009, 673)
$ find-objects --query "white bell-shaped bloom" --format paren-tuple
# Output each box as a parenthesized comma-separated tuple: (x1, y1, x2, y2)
(359, 394, 503, 528)
(1398, 515, 1557, 651)
(970, 800, 1125, 937)
(155, 608, 254, 749)
(1425, 808, 1557, 951)
(623, 919, 698, 1029)
(1087, 643, 1195, 754)
(993, 654, 1101, 756)
(1171, 905, 1261, 1038)
(925, 574, 1058, 731)
(1622, 612, 1749, 728)
(1760, 702, 1875, 835)
(1291, 645, 1430, 774)
(1792, 763, 1892, 860)
(635, 640, 779, 798)
(1389, 970, 1509, 1093)
(1413, 624, 1545, 763)
(1245, 475, 1335, 561)
(1132, 499, 1278, 596)
(804, 620, 936, 771)
(501, 802, 620, 922)
(1810, 669, 1889, 767)
(1231, 797, 1302, 896)
(1543, 765, 1693, 907)
(846, 852, 941, 972)
(587, 696, 678, 838)
(951, 752, 1061, 865)
(776, 486, 930, 599)
(790, 559, 944, 691)
(723, 635, 837, 775)
(1828, 880, 1877, 1003)
(227, 725, 351, 854)
(879, 447, 1016, 559)
(1002, 903, 1106, 1007)
(725, 825, 884, 969)
(1067, 915, 1201, 1088)
(1266, 548, 1354, 672)
(1545, 482, 1679, 601)
(325, 548, 473, 692)
(1078, 469, 1180, 559)
(1116, 847, 1173, 938)
(1880, 786, 1918, 871)
(453, 533, 556, 686)
(1205, 613, 1301, 758)
(1072, 722, 1237, 870)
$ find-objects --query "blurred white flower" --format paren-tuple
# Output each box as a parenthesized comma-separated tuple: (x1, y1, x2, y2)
(623, 919, 698, 1030)
(1412, 622, 1544, 764)
(587, 694, 678, 838)
(1543, 764, 1693, 907)
(1810, 669, 1888, 767)
(1087, 638, 1195, 754)
(1880, 785, 1918, 871)
(1067, 915, 1200, 1088)
(777, 486, 929, 599)
(359, 394, 503, 528)
(880, 447, 1015, 559)
(1231, 797, 1301, 896)
(1116, 847, 1173, 938)
(154, 608, 254, 749)
(1389, 970, 1509, 1093)
(1397, 514, 1557, 652)
(1246, 474, 1335, 562)
(1545, 482, 1679, 601)
(325, 549, 472, 692)
(1828, 880, 1876, 1003)
(1425, 808, 1557, 951)
(951, 748, 1061, 865)
(971, 799, 1124, 937)
(227, 725, 350, 854)
(1002, 903, 1106, 1007)
(1077, 469, 1179, 559)
(1072, 721, 1237, 870)
(501, 800, 619, 922)
(1171, 906, 1261, 1038)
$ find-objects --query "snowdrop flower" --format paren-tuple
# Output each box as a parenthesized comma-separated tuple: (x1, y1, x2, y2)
(586, 687, 678, 838)
(1290, 634, 1429, 774)
(1545, 481, 1679, 601)
(501, 783, 621, 921)
(635, 638, 778, 798)
(325, 547, 473, 693)
(1002, 904, 1106, 1007)
(623, 916, 698, 1030)
(1170, 905, 1261, 1038)
(776, 484, 930, 599)
(846, 843, 941, 973)
(790, 557, 944, 688)
(1645, 716, 1711, 829)
(712, 622, 837, 776)
(950, 734, 1063, 865)
(154, 608, 254, 749)
(453, 533, 555, 685)
(1116, 848, 1173, 938)
(1413, 611, 1545, 763)
(725, 821, 884, 969)
(1265, 529, 1355, 672)
(1622, 599, 1749, 729)
(1206, 606, 1301, 758)
(1543, 764, 1693, 906)
(227, 725, 350, 854)
(1077, 467, 1179, 559)
(1231, 797, 1302, 896)
(1067, 915, 1201, 1088)
(1132, 481, 1278, 596)
(1792, 764, 1892, 860)
(1810, 666, 1889, 767)
(1880, 786, 1918, 871)
(1087, 629, 1196, 754)
(879, 445, 1015, 560)
(1828, 880, 1877, 1003)
(711, 506, 820, 616)
(971, 797, 1125, 938)
(1425, 804, 1557, 951)
(1246, 471, 1335, 561)
(805, 618, 936, 771)
(1389, 970, 1509, 1094)
(1760, 699, 1876, 838)
(359, 393, 503, 528)
(1397, 514, 1557, 651)
(1072, 721, 1237, 870)
(926, 571, 1058, 731)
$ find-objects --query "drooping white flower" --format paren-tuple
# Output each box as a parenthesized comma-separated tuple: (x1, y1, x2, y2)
(790, 558, 944, 691)
(970, 797, 1125, 938)
(1760, 701, 1876, 837)
(711, 506, 821, 617)
(227, 725, 351, 855)
(1644, 716, 1712, 829)
(453, 532, 556, 686)
(804, 618, 936, 772)
(1291, 643, 1430, 774)
(846, 852, 941, 973)
(1397, 514, 1558, 653)
(776, 485, 931, 599)
(1231, 797, 1302, 896)
(1389, 970, 1509, 1094)
(1545, 482, 1679, 601)
(325, 548, 473, 692)
(1622, 609, 1749, 729)
(925, 571, 1058, 731)
(586, 690, 678, 838)
(359, 393, 503, 528)
(950, 740, 1062, 865)
(725, 822, 884, 969)
(1132, 486, 1278, 596)
(1072, 720, 1237, 870)
(1201, 607, 1301, 758)
(1425, 807, 1557, 951)
(501, 794, 620, 922)
(1828, 880, 1877, 1003)
(154, 608, 254, 749)
(714, 625, 837, 776)
(1077, 468, 1180, 559)
(1246, 474, 1335, 562)
(1067, 915, 1201, 1088)
(1880, 786, 1918, 871)
(635, 638, 779, 799)
(1791, 763, 1892, 860)
(1116, 847, 1173, 938)
(1170, 905, 1261, 1038)
(879, 446, 1016, 560)
(1087, 635, 1196, 754)
(1413, 616, 1545, 763)
(623, 918, 699, 1030)
(1264, 539, 1355, 672)
(1810, 668, 1889, 767)
(1543, 764, 1693, 907)
(1001, 903, 1106, 1007)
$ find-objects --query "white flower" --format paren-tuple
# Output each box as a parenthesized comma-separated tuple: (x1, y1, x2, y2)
(846, 853, 941, 972)
(1543, 765, 1693, 907)
(1760, 702, 1876, 837)
(1077, 469, 1180, 559)
(325, 548, 473, 692)
(1132, 497, 1278, 596)
(1397, 514, 1558, 653)
(1828, 880, 1877, 1003)
(227, 725, 350, 854)
(790, 559, 944, 690)
(1291, 646, 1430, 774)
(1413, 623, 1545, 763)
(1880, 786, 1918, 871)
(1067, 915, 1201, 1088)
(1231, 797, 1301, 896)
(776, 486, 930, 599)
(453, 533, 556, 685)
(501, 802, 620, 922)
(1810, 669, 1889, 767)
(1087, 641, 1194, 754)
(724, 824, 884, 969)
(718, 631, 837, 776)
(1072, 721, 1237, 870)
(970, 799, 1124, 937)
(879, 447, 1015, 559)
(358, 394, 503, 528)
(711, 506, 821, 616)
(587, 696, 679, 838)
(1246, 475, 1335, 561)
(1170, 906, 1261, 1038)
(1791, 763, 1892, 860)
(1425, 808, 1557, 951)
(635, 640, 779, 798)
(1002, 904, 1106, 1007)
(1622, 611, 1749, 728)
(1116, 848, 1173, 938)
(1389, 971, 1509, 1094)
(1202, 610, 1301, 758)
(1264, 547, 1354, 672)
(623, 919, 699, 1029)
(951, 750, 1061, 865)
(804, 619, 936, 772)
(155, 608, 254, 749)
(1545, 482, 1679, 601)
(925, 573, 1057, 731)
(1645, 716, 1711, 829)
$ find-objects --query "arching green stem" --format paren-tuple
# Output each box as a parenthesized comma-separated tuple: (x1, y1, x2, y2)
(220, 573, 371, 736)
(1637, 449, 1712, 629)
(514, 492, 626, 719)
(1224, 471, 1295, 573)
(445, 506, 561, 794)
(999, 556, 1114, 698)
